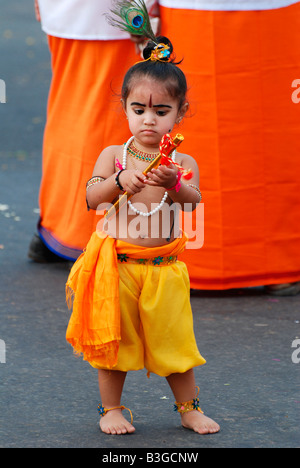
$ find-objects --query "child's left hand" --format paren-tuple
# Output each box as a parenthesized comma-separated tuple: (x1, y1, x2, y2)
(144, 165, 178, 190)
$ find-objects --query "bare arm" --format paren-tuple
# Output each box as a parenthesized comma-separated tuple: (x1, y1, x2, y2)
(86, 146, 147, 211)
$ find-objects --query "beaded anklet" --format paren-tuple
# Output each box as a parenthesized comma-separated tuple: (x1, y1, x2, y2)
(173, 387, 204, 415)
(97, 404, 133, 424)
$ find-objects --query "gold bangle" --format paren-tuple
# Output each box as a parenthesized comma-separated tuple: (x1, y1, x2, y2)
(187, 184, 202, 202)
(86, 176, 106, 190)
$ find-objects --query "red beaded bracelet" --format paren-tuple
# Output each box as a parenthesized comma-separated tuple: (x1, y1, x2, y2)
(167, 171, 182, 193)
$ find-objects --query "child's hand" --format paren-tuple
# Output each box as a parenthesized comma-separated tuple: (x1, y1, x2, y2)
(119, 170, 146, 196)
(144, 165, 178, 190)
(34, 0, 41, 21)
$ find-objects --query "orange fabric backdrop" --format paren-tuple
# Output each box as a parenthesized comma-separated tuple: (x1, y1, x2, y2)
(38, 37, 136, 259)
(160, 3, 300, 289)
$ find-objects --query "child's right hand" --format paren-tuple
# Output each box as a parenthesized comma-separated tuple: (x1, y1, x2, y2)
(119, 170, 146, 196)
(34, 0, 41, 21)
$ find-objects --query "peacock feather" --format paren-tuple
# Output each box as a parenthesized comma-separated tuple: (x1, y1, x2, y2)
(106, 0, 157, 43)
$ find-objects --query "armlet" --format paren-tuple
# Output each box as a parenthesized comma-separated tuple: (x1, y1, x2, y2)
(86, 176, 106, 211)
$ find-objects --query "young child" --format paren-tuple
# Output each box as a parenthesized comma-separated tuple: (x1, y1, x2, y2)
(66, 2, 220, 437)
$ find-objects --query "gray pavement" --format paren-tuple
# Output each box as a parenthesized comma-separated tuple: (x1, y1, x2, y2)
(0, 1, 299, 450)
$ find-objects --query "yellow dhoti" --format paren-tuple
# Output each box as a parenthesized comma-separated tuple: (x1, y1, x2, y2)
(66, 231, 206, 376)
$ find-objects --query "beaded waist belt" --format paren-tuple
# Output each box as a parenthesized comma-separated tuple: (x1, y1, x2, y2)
(117, 253, 178, 266)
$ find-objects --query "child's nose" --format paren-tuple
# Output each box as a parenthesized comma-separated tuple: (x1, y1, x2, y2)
(143, 111, 155, 125)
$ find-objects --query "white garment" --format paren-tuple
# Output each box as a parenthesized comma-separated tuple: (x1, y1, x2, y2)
(38, 0, 159, 40)
(158, 0, 299, 10)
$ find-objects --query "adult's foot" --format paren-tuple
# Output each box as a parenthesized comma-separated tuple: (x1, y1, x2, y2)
(265, 282, 300, 296)
(28, 234, 66, 263)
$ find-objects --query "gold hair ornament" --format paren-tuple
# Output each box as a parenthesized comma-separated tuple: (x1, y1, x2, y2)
(135, 43, 172, 64)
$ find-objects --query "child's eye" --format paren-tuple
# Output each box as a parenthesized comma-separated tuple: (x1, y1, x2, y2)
(134, 109, 144, 115)
(157, 111, 167, 116)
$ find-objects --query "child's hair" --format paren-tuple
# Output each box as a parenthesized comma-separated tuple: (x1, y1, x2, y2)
(121, 36, 188, 110)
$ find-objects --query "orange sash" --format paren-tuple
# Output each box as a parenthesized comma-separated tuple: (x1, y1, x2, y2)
(66, 231, 188, 368)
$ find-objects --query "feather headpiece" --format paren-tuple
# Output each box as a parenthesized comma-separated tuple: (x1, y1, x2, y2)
(106, 0, 158, 43)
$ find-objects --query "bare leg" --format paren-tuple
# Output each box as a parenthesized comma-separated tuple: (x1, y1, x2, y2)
(98, 369, 135, 435)
(166, 369, 220, 435)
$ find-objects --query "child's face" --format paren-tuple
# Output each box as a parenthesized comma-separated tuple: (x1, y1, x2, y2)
(124, 77, 185, 148)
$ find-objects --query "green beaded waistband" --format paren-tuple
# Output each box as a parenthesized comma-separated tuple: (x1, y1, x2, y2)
(117, 254, 178, 266)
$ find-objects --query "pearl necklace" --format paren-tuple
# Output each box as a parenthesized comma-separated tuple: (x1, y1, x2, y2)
(123, 136, 176, 217)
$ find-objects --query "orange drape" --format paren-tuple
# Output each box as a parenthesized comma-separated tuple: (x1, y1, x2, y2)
(160, 3, 300, 289)
(38, 37, 137, 259)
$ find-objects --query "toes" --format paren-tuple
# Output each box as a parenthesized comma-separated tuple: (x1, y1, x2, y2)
(207, 423, 220, 434)
(99, 418, 135, 435)
(181, 412, 220, 435)
(195, 424, 220, 435)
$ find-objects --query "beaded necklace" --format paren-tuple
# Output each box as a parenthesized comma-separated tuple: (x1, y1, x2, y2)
(127, 140, 160, 163)
(123, 136, 176, 217)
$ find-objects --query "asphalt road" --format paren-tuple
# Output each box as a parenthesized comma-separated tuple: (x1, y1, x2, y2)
(0, 0, 299, 450)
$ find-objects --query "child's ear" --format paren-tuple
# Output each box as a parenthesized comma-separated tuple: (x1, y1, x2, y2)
(176, 101, 189, 124)
(121, 98, 128, 117)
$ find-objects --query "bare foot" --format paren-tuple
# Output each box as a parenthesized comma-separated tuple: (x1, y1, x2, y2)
(99, 408, 135, 435)
(181, 410, 220, 435)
